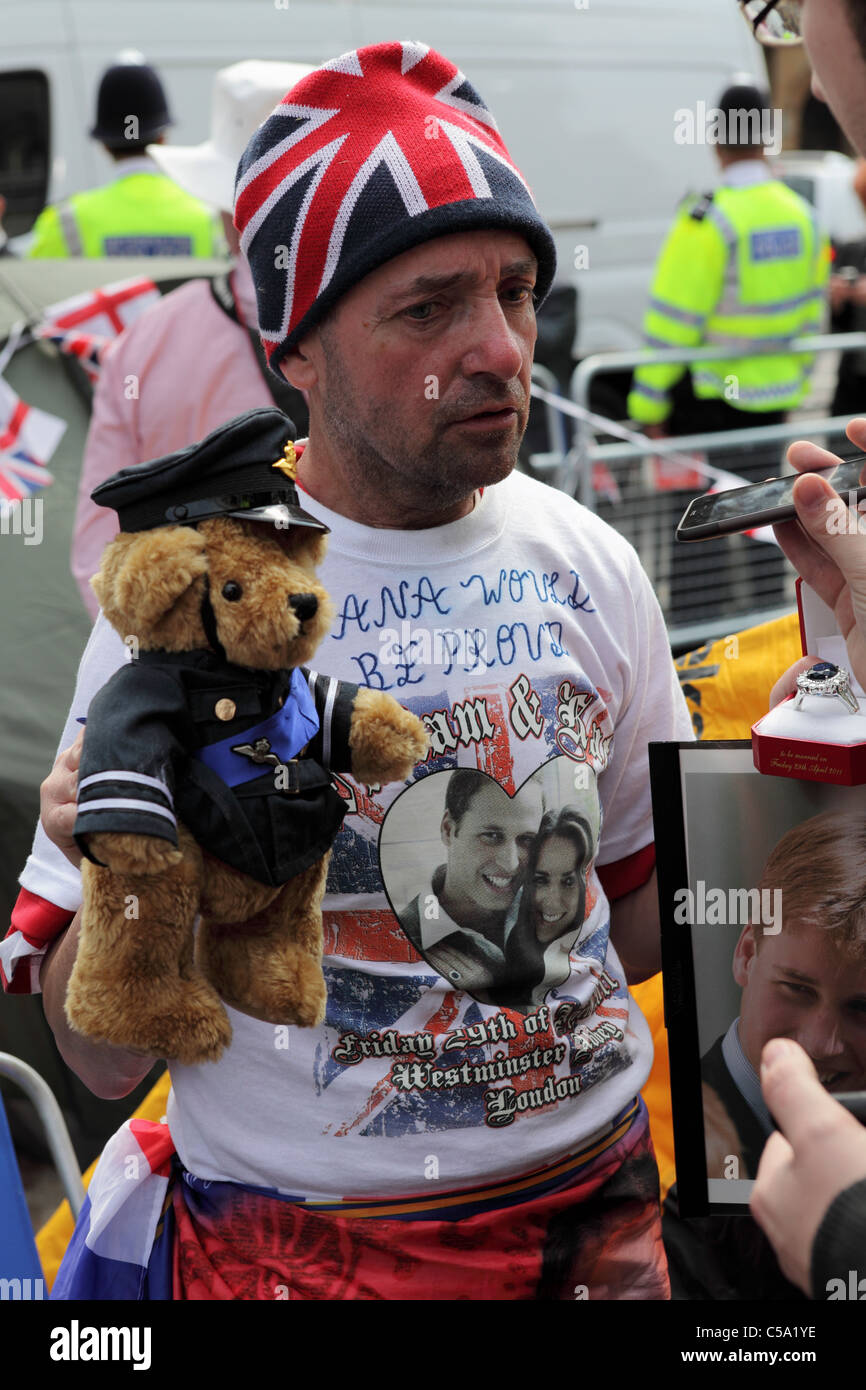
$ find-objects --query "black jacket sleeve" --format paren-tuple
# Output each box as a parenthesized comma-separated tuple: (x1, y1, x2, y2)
(302, 668, 359, 774)
(810, 1176, 866, 1300)
(74, 662, 189, 860)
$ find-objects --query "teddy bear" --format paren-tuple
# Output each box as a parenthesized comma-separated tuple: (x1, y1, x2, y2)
(66, 409, 429, 1065)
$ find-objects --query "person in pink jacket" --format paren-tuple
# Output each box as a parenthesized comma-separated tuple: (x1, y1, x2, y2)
(71, 59, 312, 617)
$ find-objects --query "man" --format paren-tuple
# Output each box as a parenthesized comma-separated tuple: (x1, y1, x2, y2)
(628, 80, 829, 438)
(626, 79, 828, 626)
(8, 43, 692, 1301)
(28, 60, 219, 259)
(702, 812, 866, 1183)
(396, 770, 543, 1001)
(730, 0, 866, 1300)
(69, 60, 313, 615)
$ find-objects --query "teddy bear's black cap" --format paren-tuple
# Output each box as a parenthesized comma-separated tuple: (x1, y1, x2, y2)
(91, 407, 329, 534)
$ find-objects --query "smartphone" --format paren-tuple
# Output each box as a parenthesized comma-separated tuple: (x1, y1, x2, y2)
(675, 454, 866, 542)
(829, 1093, 866, 1125)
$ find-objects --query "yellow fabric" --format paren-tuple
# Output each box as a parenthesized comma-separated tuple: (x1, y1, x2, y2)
(28, 173, 219, 259)
(37, 610, 804, 1278)
(674, 609, 801, 740)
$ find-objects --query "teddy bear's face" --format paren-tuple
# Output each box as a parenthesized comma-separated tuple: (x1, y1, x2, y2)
(203, 517, 333, 670)
(93, 515, 334, 670)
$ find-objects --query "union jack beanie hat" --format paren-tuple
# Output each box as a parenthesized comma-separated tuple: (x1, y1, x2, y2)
(234, 41, 557, 374)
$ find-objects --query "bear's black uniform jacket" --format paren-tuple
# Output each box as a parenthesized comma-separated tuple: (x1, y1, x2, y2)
(74, 649, 360, 887)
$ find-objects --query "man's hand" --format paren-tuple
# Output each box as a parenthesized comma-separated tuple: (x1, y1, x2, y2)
(772, 418, 866, 691)
(751, 1038, 866, 1297)
(41, 729, 84, 868)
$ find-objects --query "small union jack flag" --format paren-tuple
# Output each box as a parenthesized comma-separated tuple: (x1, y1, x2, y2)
(37, 328, 106, 382)
(0, 377, 65, 511)
(235, 42, 554, 366)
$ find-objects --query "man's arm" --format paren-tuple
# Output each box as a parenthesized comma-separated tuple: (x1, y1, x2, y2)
(594, 533, 693, 983)
(609, 865, 660, 985)
(40, 912, 156, 1100)
(37, 728, 156, 1099)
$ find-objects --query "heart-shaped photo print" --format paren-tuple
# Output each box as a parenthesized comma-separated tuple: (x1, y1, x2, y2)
(378, 756, 601, 1014)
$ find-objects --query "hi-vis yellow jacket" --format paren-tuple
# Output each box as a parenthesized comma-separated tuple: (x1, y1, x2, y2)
(628, 168, 831, 423)
(28, 161, 219, 259)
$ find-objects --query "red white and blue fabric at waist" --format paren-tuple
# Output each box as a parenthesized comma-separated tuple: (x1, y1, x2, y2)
(51, 1099, 642, 1300)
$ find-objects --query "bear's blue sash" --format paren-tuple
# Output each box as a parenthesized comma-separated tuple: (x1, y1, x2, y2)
(193, 668, 320, 787)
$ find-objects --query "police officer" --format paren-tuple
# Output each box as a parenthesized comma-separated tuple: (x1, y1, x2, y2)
(628, 82, 830, 441)
(627, 82, 830, 627)
(28, 60, 220, 258)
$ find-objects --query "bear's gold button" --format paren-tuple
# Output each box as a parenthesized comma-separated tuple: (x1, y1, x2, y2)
(214, 698, 237, 721)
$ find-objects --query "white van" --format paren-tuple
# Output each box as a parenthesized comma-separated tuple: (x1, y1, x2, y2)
(772, 149, 866, 246)
(0, 0, 760, 366)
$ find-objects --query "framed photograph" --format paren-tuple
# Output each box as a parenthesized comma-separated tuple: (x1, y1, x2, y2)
(650, 741, 866, 1216)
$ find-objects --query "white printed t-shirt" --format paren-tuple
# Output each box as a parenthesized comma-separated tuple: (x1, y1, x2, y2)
(11, 468, 692, 1200)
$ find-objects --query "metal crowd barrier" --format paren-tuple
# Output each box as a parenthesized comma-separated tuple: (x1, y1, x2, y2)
(529, 335, 866, 650)
(0, 1052, 86, 1219)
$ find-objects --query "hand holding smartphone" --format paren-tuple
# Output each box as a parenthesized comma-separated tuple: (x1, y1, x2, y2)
(676, 453, 866, 542)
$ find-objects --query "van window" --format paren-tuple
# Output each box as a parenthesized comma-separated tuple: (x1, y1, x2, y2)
(0, 70, 50, 236)
(782, 175, 815, 207)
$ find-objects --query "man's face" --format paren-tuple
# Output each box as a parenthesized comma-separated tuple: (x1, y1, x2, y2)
(440, 781, 541, 923)
(802, 0, 866, 156)
(285, 229, 537, 525)
(734, 923, 866, 1090)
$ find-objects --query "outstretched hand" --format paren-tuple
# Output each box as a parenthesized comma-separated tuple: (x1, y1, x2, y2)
(751, 1038, 866, 1297)
(772, 418, 866, 692)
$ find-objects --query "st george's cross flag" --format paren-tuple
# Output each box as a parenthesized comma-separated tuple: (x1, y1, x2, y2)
(0, 376, 66, 512)
(36, 276, 160, 381)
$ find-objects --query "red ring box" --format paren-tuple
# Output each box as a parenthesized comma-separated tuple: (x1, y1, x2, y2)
(751, 579, 866, 785)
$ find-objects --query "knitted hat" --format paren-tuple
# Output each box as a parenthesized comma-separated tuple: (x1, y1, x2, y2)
(234, 41, 557, 375)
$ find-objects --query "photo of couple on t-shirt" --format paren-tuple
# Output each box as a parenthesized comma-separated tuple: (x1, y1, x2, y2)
(380, 757, 602, 1014)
